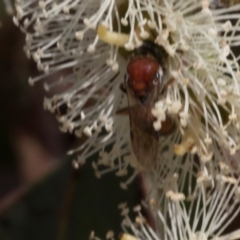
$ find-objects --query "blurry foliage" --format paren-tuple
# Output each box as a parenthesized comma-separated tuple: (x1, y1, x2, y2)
(1, 159, 139, 240)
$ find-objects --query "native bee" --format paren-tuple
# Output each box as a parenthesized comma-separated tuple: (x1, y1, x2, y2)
(122, 41, 175, 169)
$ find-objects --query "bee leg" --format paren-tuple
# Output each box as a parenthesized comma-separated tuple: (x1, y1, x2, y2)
(116, 83, 129, 115)
(161, 77, 176, 93)
(159, 115, 176, 136)
(120, 83, 127, 94)
(116, 107, 129, 115)
(162, 62, 181, 93)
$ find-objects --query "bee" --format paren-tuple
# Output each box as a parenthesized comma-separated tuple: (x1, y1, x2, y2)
(122, 41, 175, 170)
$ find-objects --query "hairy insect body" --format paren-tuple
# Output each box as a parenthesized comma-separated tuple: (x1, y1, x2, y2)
(124, 41, 175, 169)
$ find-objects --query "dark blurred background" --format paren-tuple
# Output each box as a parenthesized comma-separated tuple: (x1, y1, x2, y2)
(0, 3, 139, 240)
(1, 1, 240, 240)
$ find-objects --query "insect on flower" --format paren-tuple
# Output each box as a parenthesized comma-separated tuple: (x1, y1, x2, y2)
(122, 41, 176, 170)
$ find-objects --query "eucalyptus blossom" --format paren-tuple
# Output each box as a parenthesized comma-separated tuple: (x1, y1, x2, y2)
(12, 0, 240, 174)
(9, 0, 240, 239)
(90, 153, 240, 240)
(115, 173, 240, 240)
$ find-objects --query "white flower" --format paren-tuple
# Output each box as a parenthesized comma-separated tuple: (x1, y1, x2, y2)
(112, 168, 240, 240)
(12, 0, 240, 175)
(90, 149, 240, 240)
(118, 192, 240, 240)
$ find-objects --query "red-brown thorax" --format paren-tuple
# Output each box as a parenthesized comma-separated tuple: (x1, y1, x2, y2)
(126, 56, 160, 96)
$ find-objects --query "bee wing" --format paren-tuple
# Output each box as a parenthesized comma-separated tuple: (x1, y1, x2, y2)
(126, 89, 159, 170)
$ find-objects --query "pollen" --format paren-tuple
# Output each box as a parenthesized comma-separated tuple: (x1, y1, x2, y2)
(97, 25, 130, 47)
